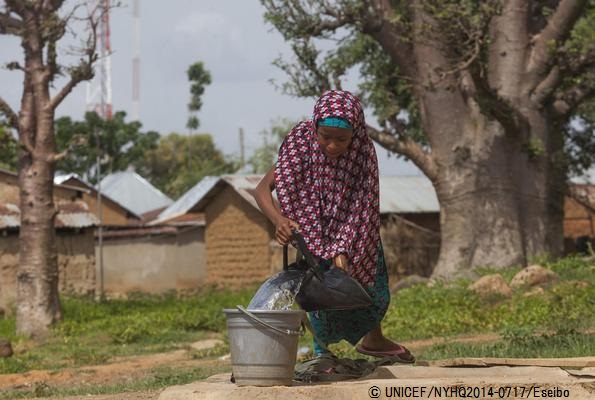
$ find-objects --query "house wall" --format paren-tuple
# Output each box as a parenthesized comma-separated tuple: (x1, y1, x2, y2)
(83, 191, 135, 226)
(400, 212, 441, 233)
(1, 173, 81, 204)
(64, 179, 136, 225)
(0, 229, 95, 309)
(380, 214, 441, 278)
(98, 227, 205, 296)
(205, 186, 272, 288)
(0, 179, 19, 204)
(563, 196, 595, 239)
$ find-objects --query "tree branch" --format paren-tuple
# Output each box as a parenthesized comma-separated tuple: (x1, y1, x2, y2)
(48, 13, 98, 110)
(528, 0, 587, 75)
(487, 0, 530, 98)
(366, 124, 438, 181)
(365, 0, 416, 79)
(0, 96, 18, 129)
(49, 134, 87, 162)
(0, 11, 23, 35)
(531, 66, 561, 105)
(18, 129, 35, 157)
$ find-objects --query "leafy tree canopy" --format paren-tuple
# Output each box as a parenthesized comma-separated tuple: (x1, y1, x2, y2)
(248, 118, 299, 173)
(262, 0, 595, 175)
(0, 122, 17, 170)
(55, 111, 160, 184)
(136, 132, 236, 198)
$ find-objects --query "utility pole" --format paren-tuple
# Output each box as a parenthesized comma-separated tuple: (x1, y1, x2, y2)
(239, 127, 245, 170)
(95, 128, 104, 301)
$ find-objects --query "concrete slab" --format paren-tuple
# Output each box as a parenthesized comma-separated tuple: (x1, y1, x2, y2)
(159, 365, 595, 400)
(424, 356, 595, 368)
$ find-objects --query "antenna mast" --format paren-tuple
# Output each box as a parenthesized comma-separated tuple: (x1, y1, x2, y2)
(86, 0, 113, 120)
(131, 0, 140, 121)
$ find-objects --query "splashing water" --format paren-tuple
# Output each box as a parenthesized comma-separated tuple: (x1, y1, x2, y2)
(247, 270, 306, 310)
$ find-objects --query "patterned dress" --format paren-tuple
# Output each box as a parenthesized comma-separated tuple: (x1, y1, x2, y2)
(274, 90, 388, 352)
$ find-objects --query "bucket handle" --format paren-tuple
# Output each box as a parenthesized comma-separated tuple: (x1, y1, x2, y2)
(236, 305, 304, 336)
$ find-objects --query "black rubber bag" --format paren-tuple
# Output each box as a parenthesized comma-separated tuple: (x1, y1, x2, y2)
(284, 232, 373, 312)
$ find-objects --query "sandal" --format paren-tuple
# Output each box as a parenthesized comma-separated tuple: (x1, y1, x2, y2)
(355, 343, 415, 363)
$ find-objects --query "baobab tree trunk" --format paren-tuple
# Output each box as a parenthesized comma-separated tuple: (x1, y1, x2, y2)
(16, 156, 62, 336)
(430, 104, 565, 278)
(15, 42, 63, 336)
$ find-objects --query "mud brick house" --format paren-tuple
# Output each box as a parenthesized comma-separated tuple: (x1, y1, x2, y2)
(55, 174, 141, 225)
(0, 168, 98, 308)
(53, 173, 203, 297)
(564, 184, 595, 253)
(96, 215, 205, 297)
(151, 174, 442, 288)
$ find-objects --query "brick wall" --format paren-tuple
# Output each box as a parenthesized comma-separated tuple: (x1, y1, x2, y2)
(0, 229, 95, 309)
(205, 186, 273, 288)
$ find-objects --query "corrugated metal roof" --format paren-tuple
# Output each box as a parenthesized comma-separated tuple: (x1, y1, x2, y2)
(152, 176, 219, 224)
(99, 171, 173, 215)
(54, 173, 80, 185)
(153, 173, 439, 225)
(54, 173, 141, 219)
(379, 176, 439, 213)
(0, 203, 20, 229)
(0, 201, 98, 229)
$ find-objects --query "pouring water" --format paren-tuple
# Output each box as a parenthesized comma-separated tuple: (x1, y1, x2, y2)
(247, 270, 306, 310)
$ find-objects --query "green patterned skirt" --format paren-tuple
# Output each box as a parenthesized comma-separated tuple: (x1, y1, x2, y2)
(308, 242, 390, 354)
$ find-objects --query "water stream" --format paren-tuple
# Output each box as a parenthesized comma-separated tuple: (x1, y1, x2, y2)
(247, 270, 306, 310)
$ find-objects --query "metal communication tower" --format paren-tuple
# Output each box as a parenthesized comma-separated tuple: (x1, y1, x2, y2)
(131, 0, 140, 121)
(86, 0, 113, 120)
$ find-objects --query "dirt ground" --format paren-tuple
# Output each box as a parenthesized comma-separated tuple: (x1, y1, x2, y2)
(0, 333, 506, 400)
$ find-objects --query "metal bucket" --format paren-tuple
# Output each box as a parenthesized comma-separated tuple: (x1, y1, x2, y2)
(223, 306, 305, 386)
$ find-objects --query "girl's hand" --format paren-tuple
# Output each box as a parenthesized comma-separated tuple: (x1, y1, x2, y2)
(275, 217, 300, 245)
(333, 254, 349, 270)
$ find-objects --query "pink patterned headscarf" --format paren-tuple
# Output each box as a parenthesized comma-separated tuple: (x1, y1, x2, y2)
(274, 90, 380, 286)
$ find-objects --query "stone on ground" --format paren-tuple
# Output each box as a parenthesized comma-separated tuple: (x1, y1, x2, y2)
(510, 265, 558, 288)
(0, 339, 12, 358)
(469, 274, 512, 298)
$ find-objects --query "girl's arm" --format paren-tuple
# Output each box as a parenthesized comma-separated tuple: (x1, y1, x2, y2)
(253, 166, 299, 245)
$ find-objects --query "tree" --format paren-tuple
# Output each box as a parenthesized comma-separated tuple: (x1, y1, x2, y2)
(136, 133, 236, 198)
(248, 118, 298, 173)
(55, 111, 160, 183)
(262, 0, 595, 278)
(0, 122, 17, 170)
(186, 62, 212, 133)
(0, 1, 101, 336)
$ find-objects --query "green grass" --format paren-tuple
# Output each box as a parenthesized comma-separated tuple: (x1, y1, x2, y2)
(0, 255, 593, 381)
(419, 332, 595, 360)
(381, 256, 594, 341)
(0, 288, 254, 374)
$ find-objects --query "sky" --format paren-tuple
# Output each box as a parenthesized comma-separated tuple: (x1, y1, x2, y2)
(0, 0, 421, 176)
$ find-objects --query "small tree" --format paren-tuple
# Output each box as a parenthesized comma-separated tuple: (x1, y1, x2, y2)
(186, 62, 211, 133)
(0, 122, 18, 170)
(0, 1, 102, 337)
(137, 133, 236, 198)
(55, 111, 160, 183)
(248, 118, 298, 173)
